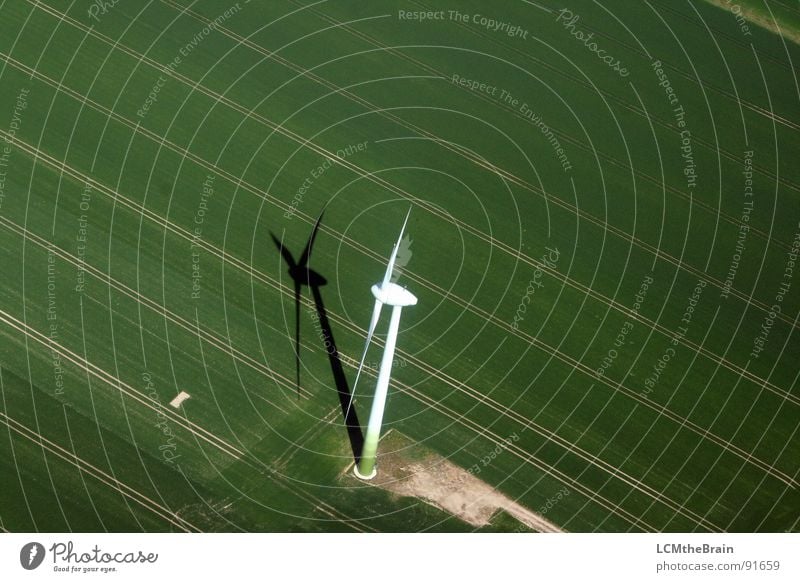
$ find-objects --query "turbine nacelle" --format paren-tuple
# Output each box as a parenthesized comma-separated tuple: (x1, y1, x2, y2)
(289, 265, 327, 287)
(371, 282, 418, 307)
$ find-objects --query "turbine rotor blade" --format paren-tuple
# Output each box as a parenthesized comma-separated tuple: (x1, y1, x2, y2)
(298, 211, 325, 268)
(270, 232, 296, 269)
(345, 298, 383, 418)
(381, 208, 412, 288)
(294, 279, 301, 396)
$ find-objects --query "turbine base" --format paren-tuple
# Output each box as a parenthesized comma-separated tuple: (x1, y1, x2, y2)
(353, 464, 377, 480)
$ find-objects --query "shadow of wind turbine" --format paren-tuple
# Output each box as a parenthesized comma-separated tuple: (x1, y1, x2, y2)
(270, 214, 326, 396)
(270, 214, 364, 462)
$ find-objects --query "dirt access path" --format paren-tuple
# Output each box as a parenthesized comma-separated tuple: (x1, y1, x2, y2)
(703, 0, 800, 45)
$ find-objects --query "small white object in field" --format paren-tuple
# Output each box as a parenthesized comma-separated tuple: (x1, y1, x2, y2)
(170, 391, 191, 409)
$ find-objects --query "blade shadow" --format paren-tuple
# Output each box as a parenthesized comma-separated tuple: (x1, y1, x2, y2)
(310, 285, 364, 462)
(272, 232, 304, 395)
(270, 215, 364, 462)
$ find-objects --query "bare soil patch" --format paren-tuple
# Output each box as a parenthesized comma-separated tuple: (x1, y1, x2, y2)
(345, 431, 562, 532)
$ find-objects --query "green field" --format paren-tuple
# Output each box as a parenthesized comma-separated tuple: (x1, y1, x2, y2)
(0, 0, 798, 532)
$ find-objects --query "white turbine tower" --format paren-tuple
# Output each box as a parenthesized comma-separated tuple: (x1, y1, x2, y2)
(349, 209, 417, 480)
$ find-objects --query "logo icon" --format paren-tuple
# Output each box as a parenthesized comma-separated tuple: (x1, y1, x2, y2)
(391, 234, 413, 283)
(20, 542, 45, 570)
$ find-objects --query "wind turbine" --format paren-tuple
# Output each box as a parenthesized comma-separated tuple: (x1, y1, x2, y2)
(349, 209, 417, 480)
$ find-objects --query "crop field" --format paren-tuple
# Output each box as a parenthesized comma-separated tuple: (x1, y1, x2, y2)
(0, 0, 798, 532)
